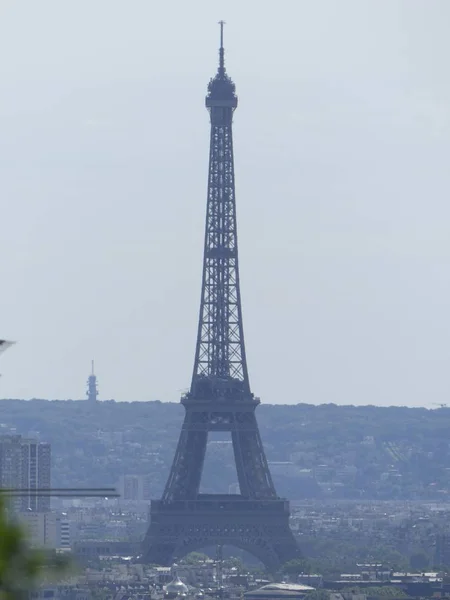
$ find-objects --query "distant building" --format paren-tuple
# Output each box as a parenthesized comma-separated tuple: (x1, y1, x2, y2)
(0, 434, 22, 511)
(164, 575, 189, 599)
(20, 437, 51, 512)
(297, 573, 323, 588)
(268, 462, 299, 477)
(356, 563, 391, 581)
(73, 540, 139, 561)
(59, 516, 72, 549)
(436, 533, 450, 567)
(20, 512, 71, 549)
(175, 561, 216, 586)
(0, 434, 51, 512)
(118, 474, 152, 502)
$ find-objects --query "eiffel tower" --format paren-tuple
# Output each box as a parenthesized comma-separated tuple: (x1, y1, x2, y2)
(142, 23, 299, 571)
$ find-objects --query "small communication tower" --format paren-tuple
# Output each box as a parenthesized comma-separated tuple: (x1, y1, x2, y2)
(86, 360, 98, 403)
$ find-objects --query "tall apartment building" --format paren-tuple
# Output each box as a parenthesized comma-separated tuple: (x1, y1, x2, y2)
(0, 435, 51, 512)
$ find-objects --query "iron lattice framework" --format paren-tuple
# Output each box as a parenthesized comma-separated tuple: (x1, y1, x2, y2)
(143, 24, 299, 571)
(194, 93, 247, 385)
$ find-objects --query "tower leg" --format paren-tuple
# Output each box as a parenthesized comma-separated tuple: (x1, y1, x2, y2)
(162, 421, 207, 502)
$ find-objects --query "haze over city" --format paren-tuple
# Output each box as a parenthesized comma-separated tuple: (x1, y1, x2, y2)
(1, 0, 450, 407)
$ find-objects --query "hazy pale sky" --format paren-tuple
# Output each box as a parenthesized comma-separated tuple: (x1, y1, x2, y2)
(1, 0, 450, 407)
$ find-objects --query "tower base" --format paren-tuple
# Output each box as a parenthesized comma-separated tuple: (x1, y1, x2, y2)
(142, 495, 300, 571)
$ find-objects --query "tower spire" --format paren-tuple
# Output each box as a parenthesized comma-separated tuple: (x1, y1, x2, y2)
(207, 20, 236, 104)
(218, 20, 225, 76)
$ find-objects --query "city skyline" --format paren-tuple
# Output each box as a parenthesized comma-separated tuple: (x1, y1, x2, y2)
(1, 1, 450, 407)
